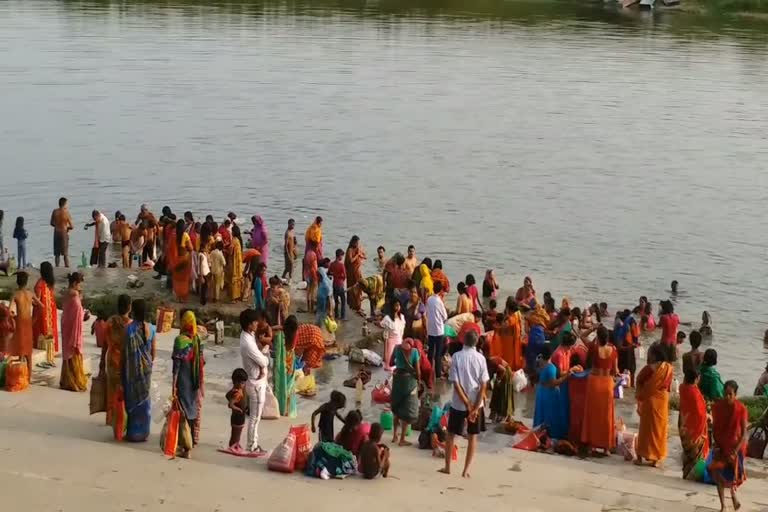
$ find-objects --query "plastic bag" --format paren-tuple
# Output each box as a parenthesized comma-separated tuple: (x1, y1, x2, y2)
(361, 349, 382, 367)
(511, 368, 528, 393)
(162, 407, 181, 457)
(5, 357, 29, 392)
(349, 347, 366, 364)
(178, 411, 193, 452)
(634, 345, 646, 362)
(89, 374, 107, 415)
(511, 431, 541, 451)
(616, 431, 637, 461)
(296, 374, 317, 397)
(291, 424, 312, 471)
(268, 432, 297, 473)
(371, 381, 392, 404)
(263, 387, 280, 420)
(324, 316, 338, 334)
(156, 307, 175, 333)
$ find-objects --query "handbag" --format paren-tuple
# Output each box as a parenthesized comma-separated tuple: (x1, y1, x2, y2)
(747, 427, 768, 459)
(89, 374, 107, 415)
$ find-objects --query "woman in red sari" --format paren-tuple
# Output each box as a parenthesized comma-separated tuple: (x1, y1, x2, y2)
(33, 262, 59, 359)
(710, 380, 748, 512)
(580, 326, 617, 453)
(678, 369, 709, 481)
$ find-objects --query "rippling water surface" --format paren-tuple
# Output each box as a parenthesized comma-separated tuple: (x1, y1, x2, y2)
(1, 0, 768, 377)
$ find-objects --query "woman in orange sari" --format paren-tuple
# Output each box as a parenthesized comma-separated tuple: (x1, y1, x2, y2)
(228, 225, 244, 301)
(33, 262, 59, 362)
(678, 369, 709, 481)
(490, 298, 524, 371)
(172, 219, 193, 302)
(581, 326, 617, 454)
(344, 236, 365, 312)
(709, 380, 748, 512)
(635, 343, 673, 467)
(106, 295, 132, 427)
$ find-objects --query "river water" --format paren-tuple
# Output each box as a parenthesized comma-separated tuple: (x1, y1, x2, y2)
(1, 0, 767, 378)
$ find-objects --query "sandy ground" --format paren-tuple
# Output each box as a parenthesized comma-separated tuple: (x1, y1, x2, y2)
(2, 319, 768, 512)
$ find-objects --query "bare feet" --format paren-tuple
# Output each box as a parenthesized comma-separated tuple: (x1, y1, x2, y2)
(733, 496, 741, 510)
(438, 467, 450, 475)
(398, 440, 412, 447)
(462, 471, 471, 479)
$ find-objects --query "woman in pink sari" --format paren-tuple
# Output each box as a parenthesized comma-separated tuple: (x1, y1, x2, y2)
(248, 215, 270, 266)
(60, 273, 88, 392)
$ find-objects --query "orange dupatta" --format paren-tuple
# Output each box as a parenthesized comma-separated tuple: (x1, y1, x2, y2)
(636, 362, 673, 461)
(490, 311, 524, 371)
(33, 279, 59, 352)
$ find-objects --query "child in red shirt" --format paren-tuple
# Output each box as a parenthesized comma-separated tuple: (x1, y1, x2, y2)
(329, 249, 347, 320)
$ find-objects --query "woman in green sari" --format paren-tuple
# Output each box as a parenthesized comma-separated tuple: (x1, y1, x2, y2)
(391, 337, 421, 446)
(699, 348, 724, 401)
(272, 330, 298, 418)
(172, 311, 204, 458)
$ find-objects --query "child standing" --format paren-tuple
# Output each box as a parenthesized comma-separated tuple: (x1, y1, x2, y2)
(198, 248, 211, 305)
(91, 310, 109, 377)
(226, 368, 250, 452)
(13, 217, 27, 268)
(311, 390, 347, 443)
(329, 249, 347, 320)
(209, 241, 226, 303)
(359, 423, 390, 479)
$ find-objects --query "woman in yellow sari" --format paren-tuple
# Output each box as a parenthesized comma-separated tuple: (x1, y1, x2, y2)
(228, 225, 244, 301)
(635, 344, 674, 467)
(418, 264, 433, 302)
(106, 294, 132, 427)
(172, 219, 193, 302)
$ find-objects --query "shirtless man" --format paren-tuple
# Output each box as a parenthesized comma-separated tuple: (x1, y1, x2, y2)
(282, 219, 297, 281)
(50, 197, 74, 268)
(403, 245, 418, 276)
(135, 205, 157, 264)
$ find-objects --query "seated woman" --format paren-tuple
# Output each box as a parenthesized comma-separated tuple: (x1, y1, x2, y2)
(678, 369, 709, 481)
(709, 380, 748, 512)
(336, 410, 367, 456)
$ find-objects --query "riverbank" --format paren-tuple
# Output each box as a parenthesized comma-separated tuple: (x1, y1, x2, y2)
(3, 316, 768, 512)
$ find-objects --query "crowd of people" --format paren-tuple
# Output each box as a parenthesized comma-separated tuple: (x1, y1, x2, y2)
(0, 200, 766, 504)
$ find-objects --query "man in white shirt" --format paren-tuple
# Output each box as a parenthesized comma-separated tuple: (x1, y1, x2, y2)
(85, 210, 111, 268)
(426, 281, 448, 378)
(440, 330, 489, 479)
(239, 309, 269, 455)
